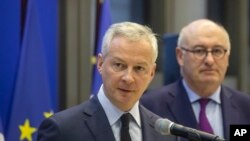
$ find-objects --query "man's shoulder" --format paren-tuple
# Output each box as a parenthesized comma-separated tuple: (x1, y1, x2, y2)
(222, 85, 250, 105)
(51, 97, 100, 122)
(142, 80, 180, 100)
(50, 102, 86, 123)
(222, 85, 250, 98)
(140, 105, 161, 117)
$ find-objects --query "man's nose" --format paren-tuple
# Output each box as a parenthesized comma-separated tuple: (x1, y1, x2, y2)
(122, 69, 135, 84)
(204, 52, 215, 64)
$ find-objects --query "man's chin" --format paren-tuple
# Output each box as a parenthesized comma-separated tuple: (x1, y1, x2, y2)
(202, 78, 219, 84)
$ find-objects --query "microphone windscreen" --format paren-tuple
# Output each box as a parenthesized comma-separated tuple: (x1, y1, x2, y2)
(154, 118, 173, 135)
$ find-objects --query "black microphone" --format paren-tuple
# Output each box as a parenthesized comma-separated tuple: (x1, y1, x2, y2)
(155, 118, 226, 141)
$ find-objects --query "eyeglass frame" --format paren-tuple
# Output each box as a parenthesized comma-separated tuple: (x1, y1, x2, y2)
(180, 46, 228, 59)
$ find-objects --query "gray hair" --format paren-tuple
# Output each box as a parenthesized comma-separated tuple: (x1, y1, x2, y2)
(101, 22, 158, 62)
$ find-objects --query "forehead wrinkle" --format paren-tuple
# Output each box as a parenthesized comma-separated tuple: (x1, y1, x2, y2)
(112, 56, 150, 67)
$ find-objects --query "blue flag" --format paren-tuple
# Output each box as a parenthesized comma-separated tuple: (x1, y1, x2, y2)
(5, 0, 58, 141)
(0, 0, 21, 135)
(92, 0, 112, 95)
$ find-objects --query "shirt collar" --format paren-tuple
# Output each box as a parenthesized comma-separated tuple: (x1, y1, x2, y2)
(182, 79, 221, 104)
(97, 85, 141, 127)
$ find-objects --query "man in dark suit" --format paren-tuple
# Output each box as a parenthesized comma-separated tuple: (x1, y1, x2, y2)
(37, 22, 172, 141)
(141, 19, 250, 141)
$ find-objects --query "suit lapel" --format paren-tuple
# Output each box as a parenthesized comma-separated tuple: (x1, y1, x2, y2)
(169, 81, 197, 129)
(83, 97, 116, 141)
(140, 106, 158, 141)
(220, 87, 239, 141)
(140, 105, 177, 141)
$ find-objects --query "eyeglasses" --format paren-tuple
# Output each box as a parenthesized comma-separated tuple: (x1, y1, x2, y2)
(180, 46, 228, 59)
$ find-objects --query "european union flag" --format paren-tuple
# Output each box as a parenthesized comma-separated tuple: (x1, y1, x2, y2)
(5, 0, 58, 141)
(0, 0, 21, 136)
(91, 0, 112, 95)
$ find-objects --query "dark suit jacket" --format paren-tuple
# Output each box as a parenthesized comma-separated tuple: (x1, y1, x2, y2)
(141, 80, 250, 141)
(37, 96, 173, 141)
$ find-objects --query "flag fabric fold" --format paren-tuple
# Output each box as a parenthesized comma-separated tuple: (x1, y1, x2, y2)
(0, 0, 21, 137)
(91, 0, 112, 95)
(5, 0, 57, 141)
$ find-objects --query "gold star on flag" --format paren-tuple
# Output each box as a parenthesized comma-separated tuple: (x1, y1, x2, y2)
(91, 56, 97, 64)
(43, 111, 54, 118)
(19, 119, 37, 141)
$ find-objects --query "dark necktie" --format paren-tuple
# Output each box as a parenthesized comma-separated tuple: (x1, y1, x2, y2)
(198, 98, 214, 134)
(120, 113, 132, 141)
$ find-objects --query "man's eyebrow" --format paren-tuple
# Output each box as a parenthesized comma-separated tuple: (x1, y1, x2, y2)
(193, 45, 225, 49)
(193, 45, 206, 48)
(112, 57, 149, 66)
(112, 57, 125, 62)
(136, 62, 149, 67)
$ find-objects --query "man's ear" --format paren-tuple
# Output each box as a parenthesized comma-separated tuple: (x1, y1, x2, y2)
(97, 53, 103, 74)
(176, 47, 184, 66)
(151, 63, 156, 77)
(149, 63, 156, 81)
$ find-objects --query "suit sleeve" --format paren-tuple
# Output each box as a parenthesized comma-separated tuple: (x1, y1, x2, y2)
(37, 118, 62, 141)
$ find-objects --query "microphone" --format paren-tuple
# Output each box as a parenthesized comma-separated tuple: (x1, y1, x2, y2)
(155, 118, 226, 141)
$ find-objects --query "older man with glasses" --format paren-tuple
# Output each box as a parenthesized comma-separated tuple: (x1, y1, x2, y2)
(141, 19, 250, 141)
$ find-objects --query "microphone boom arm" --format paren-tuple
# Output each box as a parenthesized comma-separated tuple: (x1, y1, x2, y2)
(171, 123, 225, 141)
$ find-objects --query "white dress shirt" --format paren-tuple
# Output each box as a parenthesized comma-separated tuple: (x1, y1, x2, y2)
(97, 85, 142, 141)
(182, 80, 224, 138)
